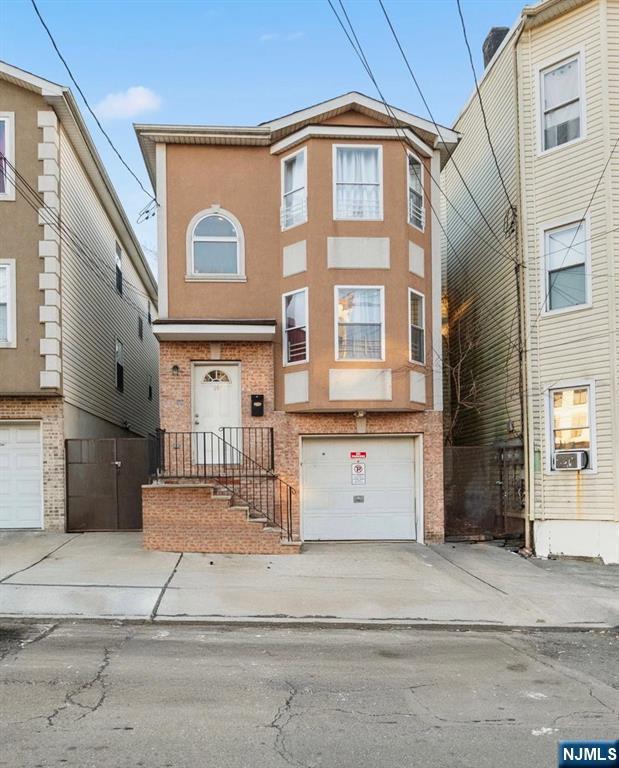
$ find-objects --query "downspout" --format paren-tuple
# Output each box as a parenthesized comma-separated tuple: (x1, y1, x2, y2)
(511, 21, 533, 552)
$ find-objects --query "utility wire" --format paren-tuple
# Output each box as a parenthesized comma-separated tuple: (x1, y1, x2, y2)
(378, 0, 519, 264)
(4, 155, 155, 307)
(328, 0, 519, 269)
(327, 0, 518, 349)
(530, 132, 619, 325)
(30, 0, 157, 206)
(455, 0, 516, 213)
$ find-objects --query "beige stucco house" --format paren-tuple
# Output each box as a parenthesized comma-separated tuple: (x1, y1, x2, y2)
(0, 62, 159, 531)
(442, 0, 619, 562)
(136, 93, 459, 553)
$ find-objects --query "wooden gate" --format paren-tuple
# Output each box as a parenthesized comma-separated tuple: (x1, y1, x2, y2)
(66, 437, 156, 531)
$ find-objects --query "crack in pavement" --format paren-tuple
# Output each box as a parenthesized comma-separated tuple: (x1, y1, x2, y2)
(0, 623, 58, 664)
(0, 536, 81, 584)
(151, 553, 183, 621)
(268, 681, 309, 768)
(408, 685, 517, 726)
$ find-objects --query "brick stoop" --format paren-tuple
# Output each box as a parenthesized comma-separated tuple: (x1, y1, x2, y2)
(142, 484, 301, 554)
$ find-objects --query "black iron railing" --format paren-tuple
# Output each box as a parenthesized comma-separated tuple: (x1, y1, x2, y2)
(154, 430, 293, 541)
(219, 427, 274, 471)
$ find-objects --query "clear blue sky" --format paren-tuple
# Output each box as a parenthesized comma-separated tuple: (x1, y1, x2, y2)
(3, 0, 523, 269)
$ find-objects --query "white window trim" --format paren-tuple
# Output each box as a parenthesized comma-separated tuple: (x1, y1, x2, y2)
(0, 112, 16, 202)
(334, 284, 385, 362)
(0, 259, 16, 348)
(332, 144, 384, 222)
(406, 150, 425, 232)
(185, 205, 246, 282)
(282, 287, 309, 367)
(537, 47, 586, 157)
(280, 146, 308, 231)
(539, 213, 591, 317)
(408, 287, 425, 365)
(544, 378, 597, 474)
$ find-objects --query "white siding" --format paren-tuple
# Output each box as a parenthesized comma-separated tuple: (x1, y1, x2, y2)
(442, 34, 522, 446)
(518, 0, 618, 522)
(58, 125, 159, 437)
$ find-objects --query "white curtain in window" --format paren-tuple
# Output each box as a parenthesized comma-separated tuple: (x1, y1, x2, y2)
(338, 287, 382, 360)
(284, 153, 305, 195)
(544, 59, 579, 111)
(336, 148, 379, 217)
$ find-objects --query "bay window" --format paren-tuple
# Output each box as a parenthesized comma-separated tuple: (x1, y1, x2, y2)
(407, 154, 424, 229)
(283, 288, 308, 364)
(334, 145, 382, 220)
(336, 286, 384, 360)
(541, 55, 582, 151)
(409, 289, 425, 364)
(281, 148, 307, 229)
(544, 220, 588, 312)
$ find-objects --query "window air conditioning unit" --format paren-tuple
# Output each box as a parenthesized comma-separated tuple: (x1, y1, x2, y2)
(554, 450, 589, 471)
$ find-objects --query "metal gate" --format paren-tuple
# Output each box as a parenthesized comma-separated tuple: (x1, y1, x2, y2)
(66, 437, 156, 531)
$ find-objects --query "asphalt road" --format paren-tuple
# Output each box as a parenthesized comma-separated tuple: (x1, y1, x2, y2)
(1, 623, 617, 768)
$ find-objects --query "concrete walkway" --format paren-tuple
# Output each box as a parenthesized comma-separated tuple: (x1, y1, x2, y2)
(0, 532, 617, 628)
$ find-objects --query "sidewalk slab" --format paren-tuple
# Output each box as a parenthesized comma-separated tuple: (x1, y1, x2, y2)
(0, 532, 76, 581)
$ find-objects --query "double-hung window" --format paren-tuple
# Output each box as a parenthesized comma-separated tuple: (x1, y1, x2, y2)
(115, 339, 125, 392)
(0, 113, 15, 201)
(541, 55, 582, 151)
(409, 289, 425, 364)
(0, 260, 16, 347)
(334, 145, 382, 220)
(549, 384, 593, 469)
(544, 221, 588, 312)
(407, 154, 424, 229)
(281, 148, 307, 229)
(115, 242, 123, 294)
(336, 286, 384, 360)
(283, 288, 308, 364)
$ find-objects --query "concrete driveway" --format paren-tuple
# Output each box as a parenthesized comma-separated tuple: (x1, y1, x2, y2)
(0, 532, 617, 627)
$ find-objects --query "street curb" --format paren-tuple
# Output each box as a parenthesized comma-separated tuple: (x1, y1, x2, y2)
(0, 614, 616, 633)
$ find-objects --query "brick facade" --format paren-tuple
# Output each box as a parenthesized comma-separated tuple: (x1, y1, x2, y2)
(0, 396, 65, 530)
(143, 484, 301, 554)
(151, 340, 444, 549)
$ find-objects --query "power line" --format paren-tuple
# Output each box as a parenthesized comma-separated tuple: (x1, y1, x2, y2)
(5, 155, 155, 307)
(328, 0, 519, 270)
(377, 0, 519, 264)
(530, 132, 619, 325)
(455, 0, 516, 213)
(29, 0, 157, 206)
(327, 0, 518, 350)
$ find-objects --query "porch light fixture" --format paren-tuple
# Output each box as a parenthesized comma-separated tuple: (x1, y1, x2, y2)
(172, 365, 180, 376)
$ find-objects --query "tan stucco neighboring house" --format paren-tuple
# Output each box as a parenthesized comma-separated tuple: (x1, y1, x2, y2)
(0, 61, 159, 531)
(136, 92, 459, 553)
(442, 0, 619, 562)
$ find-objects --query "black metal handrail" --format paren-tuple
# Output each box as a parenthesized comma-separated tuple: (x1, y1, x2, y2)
(155, 430, 293, 541)
(219, 427, 274, 471)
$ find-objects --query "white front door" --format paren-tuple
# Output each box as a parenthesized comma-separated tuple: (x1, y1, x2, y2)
(192, 364, 241, 463)
(302, 437, 417, 540)
(0, 422, 43, 528)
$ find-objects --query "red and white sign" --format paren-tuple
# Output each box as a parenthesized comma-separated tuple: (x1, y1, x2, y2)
(350, 451, 367, 459)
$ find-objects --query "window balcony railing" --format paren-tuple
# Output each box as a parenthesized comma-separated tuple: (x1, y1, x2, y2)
(408, 195, 425, 229)
(287, 338, 307, 363)
(281, 196, 307, 229)
(335, 185, 381, 219)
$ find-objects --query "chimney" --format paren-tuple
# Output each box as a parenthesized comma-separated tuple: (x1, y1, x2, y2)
(482, 26, 509, 68)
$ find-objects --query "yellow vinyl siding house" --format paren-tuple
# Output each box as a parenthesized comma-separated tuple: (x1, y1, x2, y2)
(443, 0, 619, 562)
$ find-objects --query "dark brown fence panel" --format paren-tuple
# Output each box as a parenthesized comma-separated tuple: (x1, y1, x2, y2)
(66, 437, 155, 532)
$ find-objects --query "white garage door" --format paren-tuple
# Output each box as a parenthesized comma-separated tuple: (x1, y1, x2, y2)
(302, 437, 417, 540)
(0, 423, 43, 528)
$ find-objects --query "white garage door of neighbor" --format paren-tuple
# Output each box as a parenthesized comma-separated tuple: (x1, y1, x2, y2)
(302, 437, 417, 541)
(0, 423, 43, 528)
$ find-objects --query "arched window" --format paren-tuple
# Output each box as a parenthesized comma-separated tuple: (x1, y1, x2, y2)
(189, 210, 244, 277)
(204, 369, 230, 383)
